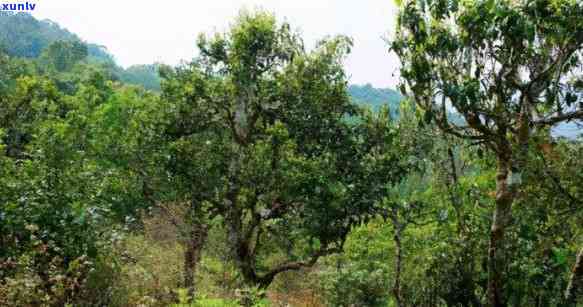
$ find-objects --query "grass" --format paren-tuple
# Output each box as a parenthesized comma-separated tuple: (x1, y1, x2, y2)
(171, 298, 239, 307)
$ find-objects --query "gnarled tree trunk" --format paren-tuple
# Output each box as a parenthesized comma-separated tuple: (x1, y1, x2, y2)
(487, 156, 514, 307)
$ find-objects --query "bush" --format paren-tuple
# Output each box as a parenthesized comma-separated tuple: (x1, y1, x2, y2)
(0, 223, 126, 307)
(109, 234, 183, 306)
(319, 222, 392, 307)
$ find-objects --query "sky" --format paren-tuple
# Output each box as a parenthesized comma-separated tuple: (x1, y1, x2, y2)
(31, 0, 401, 88)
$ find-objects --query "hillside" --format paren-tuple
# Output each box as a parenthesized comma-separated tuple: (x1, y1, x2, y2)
(0, 12, 112, 61)
(0, 12, 160, 91)
(348, 83, 402, 111)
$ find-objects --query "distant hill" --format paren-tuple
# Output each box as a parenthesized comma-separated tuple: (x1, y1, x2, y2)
(0, 12, 160, 91)
(0, 12, 112, 61)
(348, 84, 403, 114)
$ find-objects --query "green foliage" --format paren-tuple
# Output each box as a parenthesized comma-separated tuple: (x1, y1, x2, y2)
(173, 288, 240, 307)
(0, 48, 134, 306)
(0, 13, 165, 92)
(157, 9, 382, 289)
(111, 234, 184, 306)
(119, 64, 162, 91)
(392, 0, 583, 305)
(391, 0, 583, 136)
(40, 40, 88, 72)
(320, 222, 392, 307)
(0, 12, 111, 61)
(0, 5, 582, 307)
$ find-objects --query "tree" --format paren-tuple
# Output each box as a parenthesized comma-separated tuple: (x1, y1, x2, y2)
(119, 64, 162, 91)
(159, 10, 377, 292)
(358, 103, 435, 307)
(40, 40, 88, 72)
(0, 52, 126, 306)
(391, 0, 583, 305)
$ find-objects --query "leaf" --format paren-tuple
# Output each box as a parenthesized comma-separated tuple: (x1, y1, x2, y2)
(551, 248, 567, 266)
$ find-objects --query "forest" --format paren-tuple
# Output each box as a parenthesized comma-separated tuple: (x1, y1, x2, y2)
(0, 1, 582, 306)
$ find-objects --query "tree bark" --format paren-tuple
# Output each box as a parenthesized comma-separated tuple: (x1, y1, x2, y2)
(487, 157, 514, 307)
(390, 208, 404, 307)
(393, 229, 403, 307)
(183, 223, 209, 301)
(565, 247, 583, 305)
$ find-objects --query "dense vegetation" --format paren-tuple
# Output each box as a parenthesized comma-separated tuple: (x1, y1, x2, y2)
(0, 3, 582, 307)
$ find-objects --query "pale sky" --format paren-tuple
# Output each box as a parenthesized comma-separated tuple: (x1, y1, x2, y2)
(31, 0, 401, 88)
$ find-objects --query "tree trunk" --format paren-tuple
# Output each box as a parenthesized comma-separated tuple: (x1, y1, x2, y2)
(393, 228, 403, 307)
(183, 223, 209, 301)
(487, 158, 514, 307)
(565, 247, 583, 305)
(391, 208, 404, 307)
(225, 200, 257, 286)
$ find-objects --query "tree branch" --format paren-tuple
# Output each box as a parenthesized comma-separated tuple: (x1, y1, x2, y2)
(565, 247, 583, 304)
(257, 245, 342, 287)
(534, 110, 583, 127)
